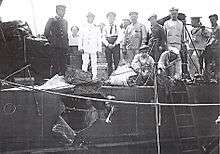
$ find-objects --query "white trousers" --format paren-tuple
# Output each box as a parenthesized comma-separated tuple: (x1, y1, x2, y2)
(168, 43, 181, 52)
(188, 50, 204, 78)
(82, 53, 97, 79)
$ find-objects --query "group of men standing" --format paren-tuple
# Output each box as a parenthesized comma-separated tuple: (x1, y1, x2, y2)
(44, 4, 219, 82)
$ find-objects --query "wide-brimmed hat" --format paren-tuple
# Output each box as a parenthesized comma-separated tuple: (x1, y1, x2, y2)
(86, 12, 95, 18)
(178, 13, 186, 21)
(191, 16, 202, 20)
(106, 12, 116, 18)
(139, 45, 150, 53)
(148, 14, 157, 21)
(209, 14, 218, 20)
(129, 11, 138, 16)
(56, 5, 66, 9)
(168, 46, 179, 54)
(169, 7, 178, 13)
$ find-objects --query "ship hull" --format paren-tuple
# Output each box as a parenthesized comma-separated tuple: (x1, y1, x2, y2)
(0, 84, 219, 153)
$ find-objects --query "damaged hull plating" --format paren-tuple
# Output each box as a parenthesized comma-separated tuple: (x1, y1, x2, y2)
(0, 84, 219, 153)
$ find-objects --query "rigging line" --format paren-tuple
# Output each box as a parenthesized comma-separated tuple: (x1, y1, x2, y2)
(183, 24, 201, 73)
(160, 103, 220, 107)
(27, 66, 42, 116)
(151, 39, 161, 154)
(0, 79, 157, 106)
(30, 0, 38, 35)
(23, 34, 41, 116)
(185, 24, 213, 30)
(3, 64, 31, 81)
(1, 79, 220, 107)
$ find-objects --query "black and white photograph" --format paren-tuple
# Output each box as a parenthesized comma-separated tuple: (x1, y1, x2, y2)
(0, 0, 219, 153)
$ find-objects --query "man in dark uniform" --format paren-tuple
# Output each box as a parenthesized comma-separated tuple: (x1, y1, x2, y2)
(205, 14, 220, 82)
(148, 14, 167, 61)
(44, 5, 68, 76)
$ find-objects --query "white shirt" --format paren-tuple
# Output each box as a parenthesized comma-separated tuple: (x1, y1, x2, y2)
(68, 34, 79, 46)
(164, 19, 183, 45)
(102, 23, 122, 46)
(78, 23, 102, 54)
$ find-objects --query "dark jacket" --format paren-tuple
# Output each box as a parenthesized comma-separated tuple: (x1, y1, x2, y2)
(149, 23, 167, 49)
(44, 16, 68, 48)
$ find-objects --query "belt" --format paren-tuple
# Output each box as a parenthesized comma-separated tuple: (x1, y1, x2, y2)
(106, 36, 118, 45)
(169, 42, 181, 45)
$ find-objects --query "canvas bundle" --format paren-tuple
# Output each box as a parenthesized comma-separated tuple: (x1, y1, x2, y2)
(1, 20, 32, 41)
(64, 68, 93, 85)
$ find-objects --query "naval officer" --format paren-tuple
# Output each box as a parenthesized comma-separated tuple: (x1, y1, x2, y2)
(44, 4, 68, 76)
(78, 12, 102, 80)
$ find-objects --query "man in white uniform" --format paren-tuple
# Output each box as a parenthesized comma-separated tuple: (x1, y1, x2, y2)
(78, 12, 102, 80)
(164, 7, 183, 52)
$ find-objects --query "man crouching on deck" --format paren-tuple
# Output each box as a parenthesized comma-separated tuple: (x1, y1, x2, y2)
(158, 46, 182, 80)
(130, 45, 155, 85)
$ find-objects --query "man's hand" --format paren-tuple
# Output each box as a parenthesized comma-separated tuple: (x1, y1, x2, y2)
(44, 42, 50, 47)
(122, 48, 127, 55)
(79, 49, 84, 54)
(142, 70, 148, 76)
(108, 44, 115, 49)
(157, 68, 162, 75)
(201, 26, 205, 31)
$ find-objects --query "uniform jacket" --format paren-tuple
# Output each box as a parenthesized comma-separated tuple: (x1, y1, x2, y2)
(78, 23, 102, 54)
(189, 27, 210, 50)
(149, 23, 167, 49)
(44, 16, 68, 48)
(208, 24, 220, 48)
(123, 22, 148, 50)
(164, 19, 183, 45)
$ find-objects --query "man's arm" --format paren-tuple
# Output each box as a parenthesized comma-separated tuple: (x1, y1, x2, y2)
(174, 58, 182, 79)
(97, 27, 102, 52)
(131, 55, 140, 72)
(180, 22, 185, 44)
(163, 23, 168, 45)
(122, 27, 129, 48)
(201, 28, 211, 39)
(158, 51, 167, 70)
(141, 24, 148, 45)
(102, 26, 109, 46)
(122, 27, 129, 54)
(44, 18, 53, 40)
(207, 27, 220, 46)
(114, 25, 123, 45)
(161, 26, 167, 49)
(64, 20, 69, 45)
(78, 29, 84, 52)
(214, 27, 220, 45)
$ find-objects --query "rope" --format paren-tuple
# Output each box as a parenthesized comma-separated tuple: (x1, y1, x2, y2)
(0, 79, 156, 106)
(1, 79, 219, 107)
(183, 24, 201, 73)
(160, 103, 220, 107)
(3, 64, 31, 81)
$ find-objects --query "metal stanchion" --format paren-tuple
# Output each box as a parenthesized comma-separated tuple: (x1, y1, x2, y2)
(183, 23, 201, 74)
(150, 39, 161, 154)
(154, 61, 161, 154)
